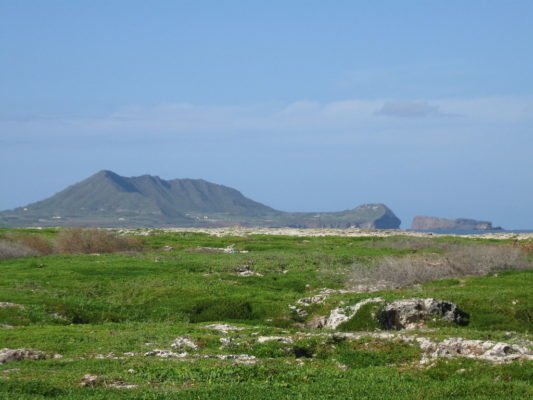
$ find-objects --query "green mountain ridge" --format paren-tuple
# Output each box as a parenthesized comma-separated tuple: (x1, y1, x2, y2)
(0, 170, 401, 228)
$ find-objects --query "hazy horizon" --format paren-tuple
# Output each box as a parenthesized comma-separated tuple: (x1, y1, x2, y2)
(1, 1, 532, 229)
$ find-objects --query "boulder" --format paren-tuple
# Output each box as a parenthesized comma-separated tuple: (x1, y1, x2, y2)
(378, 298, 469, 330)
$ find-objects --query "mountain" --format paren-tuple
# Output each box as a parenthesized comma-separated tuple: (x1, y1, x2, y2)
(275, 204, 401, 229)
(411, 216, 502, 231)
(0, 170, 401, 229)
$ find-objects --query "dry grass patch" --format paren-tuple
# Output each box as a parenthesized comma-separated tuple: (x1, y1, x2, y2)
(0, 240, 37, 260)
(351, 244, 530, 289)
(5, 233, 54, 255)
(54, 228, 144, 254)
(513, 239, 533, 255)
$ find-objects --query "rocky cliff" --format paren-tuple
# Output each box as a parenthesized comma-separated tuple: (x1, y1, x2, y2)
(411, 216, 502, 231)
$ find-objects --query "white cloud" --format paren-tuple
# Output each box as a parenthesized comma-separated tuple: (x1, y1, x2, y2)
(1, 96, 531, 137)
(375, 101, 442, 118)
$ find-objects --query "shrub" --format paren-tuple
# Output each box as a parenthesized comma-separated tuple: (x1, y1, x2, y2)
(351, 243, 530, 289)
(54, 228, 143, 254)
(370, 237, 437, 251)
(6, 233, 54, 255)
(514, 239, 533, 255)
(0, 240, 37, 260)
(189, 298, 256, 322)
(444, 244, 526, 274)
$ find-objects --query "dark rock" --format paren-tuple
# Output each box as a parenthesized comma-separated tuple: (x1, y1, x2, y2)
(378, 298, 469, 330)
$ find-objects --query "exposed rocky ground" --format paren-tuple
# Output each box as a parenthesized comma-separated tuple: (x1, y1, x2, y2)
(4, 327, 530, 371)
(325, 297, 385, 329)
(0, 348, 51, 364)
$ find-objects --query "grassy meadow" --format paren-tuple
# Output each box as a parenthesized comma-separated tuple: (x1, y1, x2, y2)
(0, 228, 531, 399)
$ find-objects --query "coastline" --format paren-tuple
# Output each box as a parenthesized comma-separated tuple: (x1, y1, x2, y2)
(113, 227, 533, 240)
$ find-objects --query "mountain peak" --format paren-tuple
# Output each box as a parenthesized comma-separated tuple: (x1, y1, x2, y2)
(94, 169, 119, 178)
(0, 171, 401, 229)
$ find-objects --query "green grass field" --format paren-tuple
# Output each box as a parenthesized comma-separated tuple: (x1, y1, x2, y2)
(0, 229, 531, 399)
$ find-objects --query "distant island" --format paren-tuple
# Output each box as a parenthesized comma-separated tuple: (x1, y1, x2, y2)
(0, 170, 401, 229)
(411, 216, 502, 231)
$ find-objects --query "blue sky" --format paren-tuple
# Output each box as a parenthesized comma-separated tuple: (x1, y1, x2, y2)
(1, 1, 532, 228)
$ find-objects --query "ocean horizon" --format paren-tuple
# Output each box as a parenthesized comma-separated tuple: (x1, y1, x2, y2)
(408, 229, 533, 235)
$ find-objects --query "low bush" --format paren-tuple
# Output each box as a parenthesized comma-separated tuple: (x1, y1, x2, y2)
(54, 228, 144, 254)
(351, 243, 530, 288)
(370, 237, 437, 251)
(189, 298, 257, 322)
(0, 239, 37, 260)
(514, 239, 533, 255)
(5, 233, 54, 255)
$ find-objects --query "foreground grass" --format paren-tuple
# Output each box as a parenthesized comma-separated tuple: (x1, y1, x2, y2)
(0, 230, 531, 398)
(2, 356, 531, 399)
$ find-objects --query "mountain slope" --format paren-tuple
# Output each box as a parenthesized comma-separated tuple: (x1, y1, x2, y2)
(28, 170, 165, 216)
(0, 171, 401, 228)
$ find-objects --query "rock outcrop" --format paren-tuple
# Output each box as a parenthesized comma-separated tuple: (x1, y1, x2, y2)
(417, 337, 533, 364)
(325, 298, 385, 329)
(321, 297, 469, 331)
(171, 337, 199, 351)
(378, 298, 469, 330)
(0, 348, 48, 364)
(411, 216, 502, 231)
